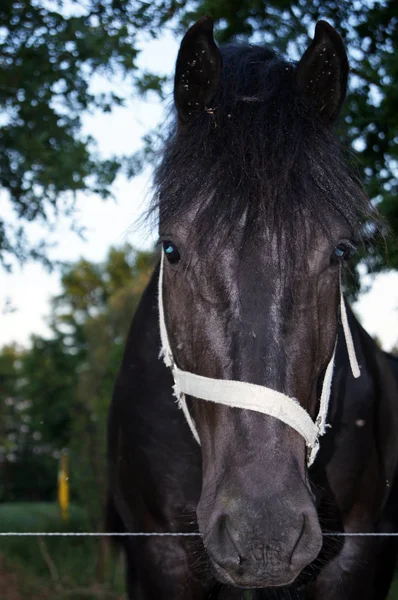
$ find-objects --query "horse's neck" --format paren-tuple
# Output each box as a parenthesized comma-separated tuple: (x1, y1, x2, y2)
(334, 300, 398, 490)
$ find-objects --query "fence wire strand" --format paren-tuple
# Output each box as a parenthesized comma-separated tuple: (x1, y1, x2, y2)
(1, 532, 398, 537)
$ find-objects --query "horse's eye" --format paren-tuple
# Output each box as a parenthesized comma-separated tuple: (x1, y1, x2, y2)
(163, 241, 180, 264)
(334, 242, 357, 261)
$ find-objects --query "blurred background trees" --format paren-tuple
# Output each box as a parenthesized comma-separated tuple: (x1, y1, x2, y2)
(0, 245, 155, 506)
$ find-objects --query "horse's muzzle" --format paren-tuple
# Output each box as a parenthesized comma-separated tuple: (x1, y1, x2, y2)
(200, 498, 322, 588)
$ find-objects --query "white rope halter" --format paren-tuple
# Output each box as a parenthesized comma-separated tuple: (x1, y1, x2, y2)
(158, 252, 360, 466)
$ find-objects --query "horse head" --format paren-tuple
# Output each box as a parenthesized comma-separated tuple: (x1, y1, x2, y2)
(155, 17, 371, 588)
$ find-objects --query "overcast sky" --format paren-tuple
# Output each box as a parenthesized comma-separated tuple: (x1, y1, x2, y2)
(1, 27, 397, 351)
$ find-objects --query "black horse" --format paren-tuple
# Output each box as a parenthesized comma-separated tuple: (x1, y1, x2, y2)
(107, 17, 398, 599)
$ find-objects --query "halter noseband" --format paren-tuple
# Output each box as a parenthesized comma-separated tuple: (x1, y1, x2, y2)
(158, 252, 360, 466)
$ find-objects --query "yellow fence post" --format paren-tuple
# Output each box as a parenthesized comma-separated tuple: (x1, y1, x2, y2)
(58, 449, 69, 521)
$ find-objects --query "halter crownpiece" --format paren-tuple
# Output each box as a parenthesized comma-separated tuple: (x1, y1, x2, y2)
(158, 251, 360, 466)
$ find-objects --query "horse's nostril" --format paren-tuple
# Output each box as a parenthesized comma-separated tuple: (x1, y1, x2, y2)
(220, 516, 241, 563)
(289, 512, 323, 570)
(289, 515, 307, 564)
(205, 515, 242, 571)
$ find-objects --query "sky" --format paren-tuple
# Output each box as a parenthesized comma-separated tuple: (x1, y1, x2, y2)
(1, 26, 397, 352)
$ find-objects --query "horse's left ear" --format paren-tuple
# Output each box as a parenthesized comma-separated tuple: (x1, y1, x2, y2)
(174, 16, 222, 122)
(296, 21, 348, 123)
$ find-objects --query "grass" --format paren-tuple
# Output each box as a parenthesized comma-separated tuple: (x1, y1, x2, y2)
(0, 502, 126, 599)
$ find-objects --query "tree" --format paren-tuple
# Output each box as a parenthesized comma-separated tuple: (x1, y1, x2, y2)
(0, 344, 24, 467)
(0, 343, 61, 501)
(0, 244, 156, 507)
(0, 0, 164, 269)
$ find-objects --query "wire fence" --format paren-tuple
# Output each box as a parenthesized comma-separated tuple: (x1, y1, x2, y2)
(1, 531, 398, 537)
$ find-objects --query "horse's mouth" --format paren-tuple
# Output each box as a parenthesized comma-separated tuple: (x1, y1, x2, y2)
(208, 554, 302, 589)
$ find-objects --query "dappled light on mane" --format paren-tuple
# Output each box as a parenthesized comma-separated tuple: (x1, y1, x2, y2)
(149, 44, 374, 261)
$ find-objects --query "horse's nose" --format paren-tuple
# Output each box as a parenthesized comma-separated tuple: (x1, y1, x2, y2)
(204, 508, 322, 588)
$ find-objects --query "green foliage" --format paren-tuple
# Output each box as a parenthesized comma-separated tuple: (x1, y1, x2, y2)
(22, 336, 81, 447)
(0, 339, 79, 501)
(0, 0, 161, 269)
(0, 244, 155, 512)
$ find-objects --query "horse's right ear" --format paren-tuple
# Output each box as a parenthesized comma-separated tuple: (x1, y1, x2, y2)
(296, 21, 348, 123)
(174, 16, 222, 122)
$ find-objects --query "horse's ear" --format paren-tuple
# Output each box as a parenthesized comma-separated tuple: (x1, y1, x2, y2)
(296, 21, 348, 123)
(174, 16, 222, 122)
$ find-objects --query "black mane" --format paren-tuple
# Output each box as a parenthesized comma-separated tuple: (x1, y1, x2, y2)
(151, 44, 373, 253)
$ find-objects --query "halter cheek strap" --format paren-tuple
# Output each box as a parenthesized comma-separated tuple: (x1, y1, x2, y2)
(158, 252, 360, 466)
